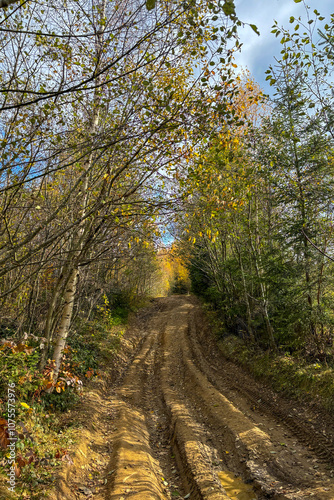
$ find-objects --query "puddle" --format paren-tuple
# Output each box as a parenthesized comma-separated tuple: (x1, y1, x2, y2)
(218, 471, 257, 500)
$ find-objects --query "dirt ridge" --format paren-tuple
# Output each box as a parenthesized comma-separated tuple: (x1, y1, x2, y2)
(55, 296, 334, 499)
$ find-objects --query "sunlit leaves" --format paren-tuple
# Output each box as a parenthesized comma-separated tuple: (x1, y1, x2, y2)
(0, 0, 245, 383)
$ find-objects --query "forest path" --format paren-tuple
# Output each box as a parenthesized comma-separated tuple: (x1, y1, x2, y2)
(103, 296, 334, 500)
(55, 296, 334, 499)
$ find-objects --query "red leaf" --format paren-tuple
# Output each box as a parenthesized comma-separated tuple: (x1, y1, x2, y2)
(12, 343, 26, 353)
(0, 427, 9, 449)
(14, 464, 20, 477)
(45, 381, 53, 389)
(17, 455, 27, 468)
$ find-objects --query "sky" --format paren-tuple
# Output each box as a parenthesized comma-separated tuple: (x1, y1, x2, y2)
(233, 0, 333, 94)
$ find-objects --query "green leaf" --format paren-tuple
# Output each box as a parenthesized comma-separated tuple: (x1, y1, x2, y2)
(250, 24, 260, 36)
(222, 0, 235, 16)
(146, 0, 156, 10)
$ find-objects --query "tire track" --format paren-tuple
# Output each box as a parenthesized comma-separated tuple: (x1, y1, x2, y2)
(105, 296, 334, 500)
(188, 306, 334, 466)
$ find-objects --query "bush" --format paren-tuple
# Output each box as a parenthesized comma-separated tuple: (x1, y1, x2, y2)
(41, 388, 81, 412)
(0, 342, 43, 404)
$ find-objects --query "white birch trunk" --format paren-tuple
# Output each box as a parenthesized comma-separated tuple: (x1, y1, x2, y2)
(49, 0, 106, 384)
(52, 268, 79, 379)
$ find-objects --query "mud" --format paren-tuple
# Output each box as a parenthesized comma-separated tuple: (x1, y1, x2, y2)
(56, 296, 334, 499)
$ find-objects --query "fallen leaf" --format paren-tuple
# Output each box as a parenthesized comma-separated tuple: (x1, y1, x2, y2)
(62, 454, 74, 465)
(20, 402, 31, 410)
(78, 485, 92, 496)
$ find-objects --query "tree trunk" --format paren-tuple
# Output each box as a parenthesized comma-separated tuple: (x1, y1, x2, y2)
(52, 268, 79, 380)
(248, 199, 276, 349)
(236, 244, 255, 342)
(39, 268, 70, 370)
(48, 0, 106, 383)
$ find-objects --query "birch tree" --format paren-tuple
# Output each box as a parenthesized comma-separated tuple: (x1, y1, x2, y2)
(0, 0, 242, 379)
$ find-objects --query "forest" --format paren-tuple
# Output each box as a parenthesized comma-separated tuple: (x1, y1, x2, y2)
(0, 0, 334, 498)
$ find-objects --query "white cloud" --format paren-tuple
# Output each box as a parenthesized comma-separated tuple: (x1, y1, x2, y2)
(231, 0, 333, 92)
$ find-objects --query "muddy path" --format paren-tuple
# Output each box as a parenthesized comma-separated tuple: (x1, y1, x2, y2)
(60, 296, 334, 499)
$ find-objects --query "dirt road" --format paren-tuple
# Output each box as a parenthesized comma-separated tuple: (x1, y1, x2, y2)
(62, 296, 334, 499)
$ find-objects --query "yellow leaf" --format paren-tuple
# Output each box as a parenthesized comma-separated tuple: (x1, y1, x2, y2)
(20, 402, 31, 410)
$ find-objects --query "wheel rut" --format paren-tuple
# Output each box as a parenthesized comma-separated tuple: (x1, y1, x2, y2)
(104, 296, 334, 500)
(187, 308, 334, 466)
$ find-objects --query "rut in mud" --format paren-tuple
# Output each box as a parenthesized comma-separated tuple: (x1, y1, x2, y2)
(60, 296, 334, 500)
(102, 296, 334, 500)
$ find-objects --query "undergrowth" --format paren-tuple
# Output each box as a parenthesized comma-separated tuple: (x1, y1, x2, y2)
(0, 297, 130, 500)
(200, 301, 334, 412)
(219, 335, 334, 412)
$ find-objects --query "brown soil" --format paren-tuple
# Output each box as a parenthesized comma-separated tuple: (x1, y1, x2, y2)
(52, 296, 334, 500)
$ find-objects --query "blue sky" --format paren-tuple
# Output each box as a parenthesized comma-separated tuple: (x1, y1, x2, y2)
(233, 0, 333, 94)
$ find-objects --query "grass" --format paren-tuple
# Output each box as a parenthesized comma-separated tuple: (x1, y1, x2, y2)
(219, 335, 334, 412)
